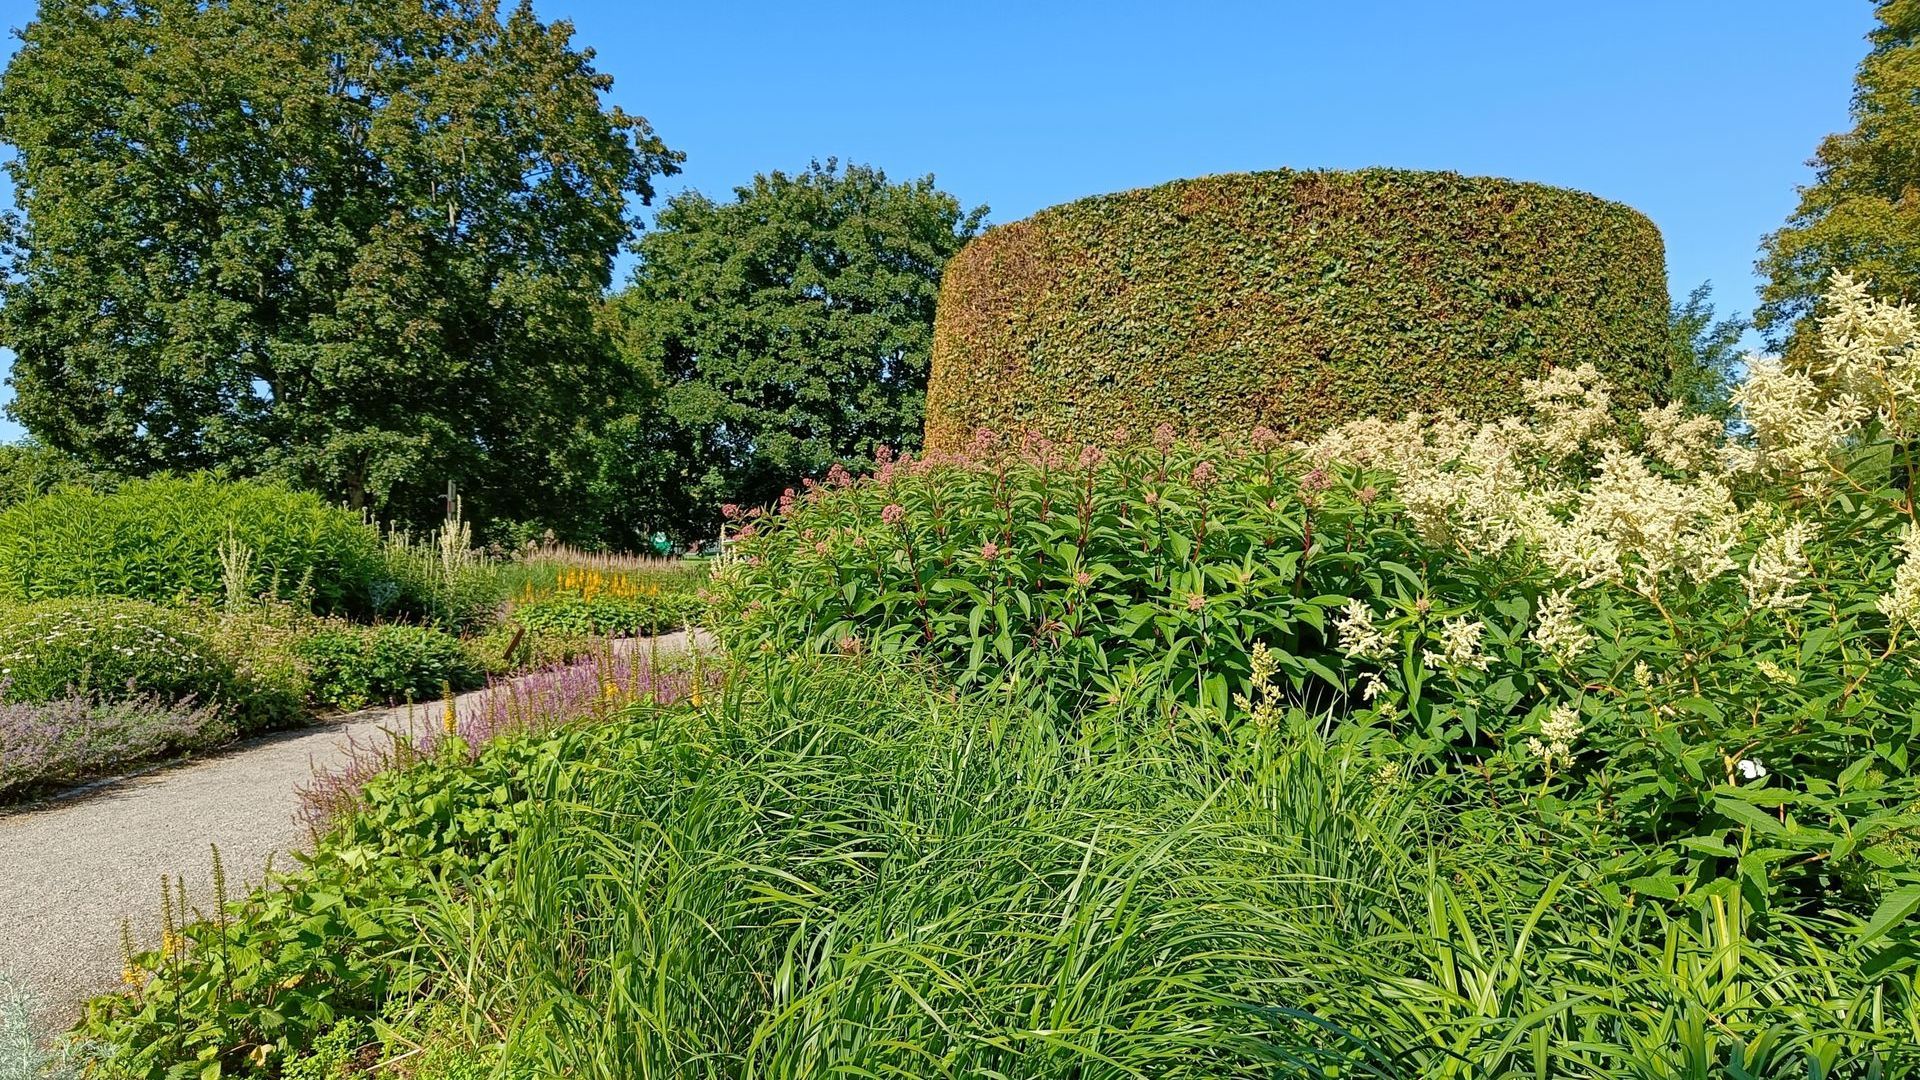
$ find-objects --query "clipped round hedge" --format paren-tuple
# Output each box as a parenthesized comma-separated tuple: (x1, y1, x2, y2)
(923, 169, 1670, 452)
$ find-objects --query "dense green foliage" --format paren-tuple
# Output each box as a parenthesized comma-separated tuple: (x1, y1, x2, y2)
(79, 657, 1920, 1077)
(714, 439, 1365, 718)
(70, 265, 1920, 1072)
(0, 598, 296, 731)
(0, 0, 679, 528)
(0, 477, 385, 614)
(923, 169, 1671, 453)
(0, 441, 113, 511)
(607, 160, 986, 532)
(1666, 281, 1748, 420)
(1759, 2, 1920, 354)
(716, 420, 1920, 919)
(294, 624, 484, 712)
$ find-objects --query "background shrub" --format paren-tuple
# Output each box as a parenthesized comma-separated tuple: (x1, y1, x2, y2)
(0, 598, 230, 706)
(0, 598, 296, 734)
(0, 476, 385, 614)
(296, 624, 484, 712)
(923, 168, 1670, 453)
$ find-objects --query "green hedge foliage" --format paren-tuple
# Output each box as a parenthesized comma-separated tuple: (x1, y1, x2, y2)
(0, 476, 385, 614)
(923, 169, 1670, 452)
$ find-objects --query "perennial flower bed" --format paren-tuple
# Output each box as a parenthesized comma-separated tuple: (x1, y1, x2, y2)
(716, 271, 1920, 920)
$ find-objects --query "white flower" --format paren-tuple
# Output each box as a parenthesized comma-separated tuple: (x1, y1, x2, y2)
(1879, 523, 1920, 632)
(1334, 599, 1394, 661)
(1526, 703, 1584, 769)
(1639, 402, 1724, 474)
(1359, 672, 1387, 701)
(1743, 521, 1816, 612)
(1437, 616, 1490, 671)
(1523, 363, 1615, 462)
(1754, 657, 1798, 685)
(1529, 589, 1591, 665)
(1537, 450, 1742, 592)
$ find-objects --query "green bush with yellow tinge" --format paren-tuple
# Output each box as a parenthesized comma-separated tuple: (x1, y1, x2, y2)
(924, 168, 1670, 452)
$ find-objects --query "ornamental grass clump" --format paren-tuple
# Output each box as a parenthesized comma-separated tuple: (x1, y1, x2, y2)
(87, 656, 1920, 1077)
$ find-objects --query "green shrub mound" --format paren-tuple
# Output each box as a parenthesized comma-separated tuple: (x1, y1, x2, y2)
(923, 168, 1669, 452)
(0, 598, 297, 731)
(295, 624, 484, 712)
(0, 476, 385, 614)
(0, 598, 230, 706)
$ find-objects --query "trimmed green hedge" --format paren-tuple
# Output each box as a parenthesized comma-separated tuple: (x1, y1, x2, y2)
(924, 169, 1670, 452)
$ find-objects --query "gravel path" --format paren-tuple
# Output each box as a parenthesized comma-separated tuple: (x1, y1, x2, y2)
(0, 630, 708, 1037)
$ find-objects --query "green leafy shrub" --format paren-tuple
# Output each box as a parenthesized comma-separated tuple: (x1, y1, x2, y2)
(0, 476, 385, 614)
(0, 598, 296, 731)
(712, 438, 1399, 720)
(295, 624, 484, 711)
(923, 168, 1670, 453)
(720, 276, 1920, 926)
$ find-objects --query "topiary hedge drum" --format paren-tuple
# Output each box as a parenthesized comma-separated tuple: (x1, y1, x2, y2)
(923, 169, 1670, 452)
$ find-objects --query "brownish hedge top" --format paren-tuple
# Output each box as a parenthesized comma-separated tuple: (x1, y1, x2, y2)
(923, 168, 1670, 453)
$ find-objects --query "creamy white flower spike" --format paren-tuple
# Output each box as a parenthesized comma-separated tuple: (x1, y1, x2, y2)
(1526, 703, 1584, 768)
(1879, 524, 1920, 632)
(1437, 616, 1491, 671)
(1334, 599, 1394, 661)
(1743, 521, 1817, 612)
(1529, 589, 1591, 665)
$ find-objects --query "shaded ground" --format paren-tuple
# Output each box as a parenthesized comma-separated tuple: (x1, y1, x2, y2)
(0, 630, 708, 1037)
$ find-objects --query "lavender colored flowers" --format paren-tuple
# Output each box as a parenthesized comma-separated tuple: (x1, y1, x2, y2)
(0, 692, 232, 801)
(298, 648, 709, 837)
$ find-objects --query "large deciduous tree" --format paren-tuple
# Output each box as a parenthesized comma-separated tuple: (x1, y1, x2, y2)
(0, 0, 678, 526)
(609, 160, 985, 530)
(1758, 2, 1920, 354)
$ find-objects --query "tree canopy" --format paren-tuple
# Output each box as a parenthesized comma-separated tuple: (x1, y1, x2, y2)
(1758, 1, 1920, 354)
(608, 160, 986, 528)
(1666, 282, 1747, 422)
(0, 0, 679, 527)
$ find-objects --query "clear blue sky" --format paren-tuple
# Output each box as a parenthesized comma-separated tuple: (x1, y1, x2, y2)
(0, 0, 1881, 441)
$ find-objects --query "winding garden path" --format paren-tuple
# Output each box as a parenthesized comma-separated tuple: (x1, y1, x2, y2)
(0, 630, 710, 1037)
